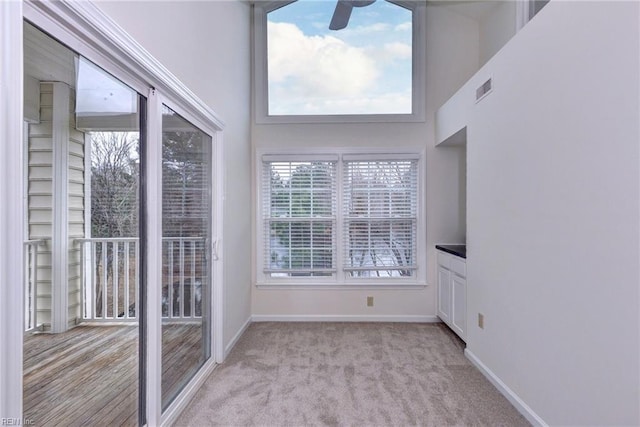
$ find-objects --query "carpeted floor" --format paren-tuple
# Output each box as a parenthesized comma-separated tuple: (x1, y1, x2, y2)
(177, 322, 530, 427)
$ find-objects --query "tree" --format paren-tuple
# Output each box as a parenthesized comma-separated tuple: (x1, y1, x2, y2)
(90, 132, 139, 238)
(269, 162, 334, 276)
(346, 161, 415, 277)
(162, 130, 209, 238)
(161, 128, 210, 316)
(89, 131, 139, 317)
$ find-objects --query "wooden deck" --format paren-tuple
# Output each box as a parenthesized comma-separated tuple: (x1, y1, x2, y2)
(24, 323, 205, 426)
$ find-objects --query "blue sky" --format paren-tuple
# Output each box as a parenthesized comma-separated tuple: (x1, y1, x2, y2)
(267, 0, 413, 115)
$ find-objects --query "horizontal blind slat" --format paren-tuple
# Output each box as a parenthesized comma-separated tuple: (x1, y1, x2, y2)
(343, 159, 418, 278)
(263, 160, 337, 277)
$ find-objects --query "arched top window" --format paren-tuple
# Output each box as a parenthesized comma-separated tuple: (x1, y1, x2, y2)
(254, 0, 426, 123)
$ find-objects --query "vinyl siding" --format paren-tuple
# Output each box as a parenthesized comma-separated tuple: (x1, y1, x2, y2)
(28, 83, 54, 327)
(27, 82, 86, 329)
(68, 90, 84, 324)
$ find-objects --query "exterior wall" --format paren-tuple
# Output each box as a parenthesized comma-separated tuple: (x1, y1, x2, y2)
(67, 92, 84, 324)
(465, 1, 640, 424)
(27, 82, 54, 327)
(27, 82, 85, 329)
(250, 5, 479, 319)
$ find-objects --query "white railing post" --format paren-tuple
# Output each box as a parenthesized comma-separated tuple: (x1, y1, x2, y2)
(135, 240, 139, 319)
(124, 240, 130, 319)
(168, 240, 174, 318)
(24, 243, 30, 331)
(101, 240, 107, 319)
(190, 240, 196, 318)
(23, 239, 44, 332)
(179, 239, 185, 318)
(112, 240, 118, 318)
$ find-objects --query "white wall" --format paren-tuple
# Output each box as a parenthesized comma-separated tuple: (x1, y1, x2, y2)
(96, 1, 253, 350)
(465, 1, 639, 425)
(251, 6, 478, 319)
(478, 1, 515, 66)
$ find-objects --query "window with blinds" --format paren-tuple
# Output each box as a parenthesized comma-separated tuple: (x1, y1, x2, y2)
(343, 159, 418, 277)
(260, 154, 420, 283)
(263, 159, 337, 277)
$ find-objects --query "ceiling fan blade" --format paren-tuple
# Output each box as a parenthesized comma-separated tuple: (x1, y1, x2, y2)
(330, 1, 354, 30)
(351, 0, 377, 6)
(426, 0, 481, 5)
(330, 0, 376, 30)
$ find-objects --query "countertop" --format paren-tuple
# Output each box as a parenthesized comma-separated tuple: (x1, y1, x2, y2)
(435, 244, 466, 259)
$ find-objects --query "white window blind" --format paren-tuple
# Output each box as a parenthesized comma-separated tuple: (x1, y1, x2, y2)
(343, 159, 418, 277)
(263, 160, 337, 277)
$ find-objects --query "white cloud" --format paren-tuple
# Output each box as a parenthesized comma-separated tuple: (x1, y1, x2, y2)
(394, 22, 412, 32)
(366, 42, 412, 65)
(267, 21, 411, 115)
(340, 22, 392, 36)
(268, 21, 379, 97)
(308, 90, 412, 115)
(385, 42, 411, 60)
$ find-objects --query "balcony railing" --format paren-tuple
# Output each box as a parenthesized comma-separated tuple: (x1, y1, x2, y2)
(162, 237, 206, 320)
(77, 238, 140, 322)
(24, 239, 46, 332)
(74, 237, 205, 323)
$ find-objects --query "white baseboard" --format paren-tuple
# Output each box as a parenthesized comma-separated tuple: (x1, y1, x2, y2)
(224, 316, 252, 360)
(465, 349, 548, 427)
(251, 314, 440, 323)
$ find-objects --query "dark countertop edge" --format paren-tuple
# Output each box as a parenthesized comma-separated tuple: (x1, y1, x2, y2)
(435, 244, 466, 259)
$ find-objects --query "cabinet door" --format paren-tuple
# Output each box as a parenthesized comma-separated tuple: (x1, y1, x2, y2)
(437, 265, 451, 324)
(451, 274, 466, 339)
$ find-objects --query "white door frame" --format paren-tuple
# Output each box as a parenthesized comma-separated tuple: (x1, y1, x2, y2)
(0, 0, 25, 420)
(4, 1, 225, 424)
(154, 91, 225, 426)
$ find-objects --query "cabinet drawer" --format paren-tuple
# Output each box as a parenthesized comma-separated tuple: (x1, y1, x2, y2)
(450, 256, 466, 277)
(437, 250, 451, 269)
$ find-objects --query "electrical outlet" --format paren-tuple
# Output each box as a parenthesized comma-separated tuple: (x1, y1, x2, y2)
(478, 313, 484, 329)
(367, 296, 374, 307)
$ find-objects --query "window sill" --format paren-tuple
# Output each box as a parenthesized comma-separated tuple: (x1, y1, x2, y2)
(255, 282, 428, 290)
(255, 112, 425, 125)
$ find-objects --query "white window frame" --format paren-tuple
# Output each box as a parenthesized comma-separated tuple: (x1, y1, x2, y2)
(262, 155, 339, 278)
(256, 148, 426, 288)
(516, 0, 551, 31)
(253, 0, 426, 124)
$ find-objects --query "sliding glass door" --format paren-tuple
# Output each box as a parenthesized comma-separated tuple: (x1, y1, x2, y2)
(22, 21, 143, 426)
(10, 4, 223, 423)
(161, 106, 212, 409)
(162, 106, 212, 410)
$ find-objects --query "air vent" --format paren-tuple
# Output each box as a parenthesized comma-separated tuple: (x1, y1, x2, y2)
(476, 78, 492, 102)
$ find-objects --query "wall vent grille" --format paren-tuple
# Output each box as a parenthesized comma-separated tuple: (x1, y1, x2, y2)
(476, 78, 492, 102)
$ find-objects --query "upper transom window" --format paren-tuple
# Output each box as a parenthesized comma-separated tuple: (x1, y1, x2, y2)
(254, 0, 425, 123)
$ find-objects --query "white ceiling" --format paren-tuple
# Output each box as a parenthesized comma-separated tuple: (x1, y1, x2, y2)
(24, 21, 77, 88)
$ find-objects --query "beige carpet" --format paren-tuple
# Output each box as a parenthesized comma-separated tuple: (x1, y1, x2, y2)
(177, 322, 529, 426)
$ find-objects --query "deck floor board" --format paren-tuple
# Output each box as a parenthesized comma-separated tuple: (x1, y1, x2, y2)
(24, 323, 204, 426)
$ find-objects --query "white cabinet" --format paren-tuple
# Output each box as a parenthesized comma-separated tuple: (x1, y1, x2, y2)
(451, 274, 466, 338)
(437, 250, 467, 342)
(437, 265, 451, 324)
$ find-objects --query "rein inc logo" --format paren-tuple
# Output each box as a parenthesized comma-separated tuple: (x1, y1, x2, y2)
(1, 419, 34, 426)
